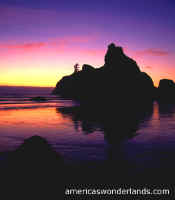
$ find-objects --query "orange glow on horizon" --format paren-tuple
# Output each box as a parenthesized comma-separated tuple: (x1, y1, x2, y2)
(0, 67, 173, 88)
(1, 41, 174, 88)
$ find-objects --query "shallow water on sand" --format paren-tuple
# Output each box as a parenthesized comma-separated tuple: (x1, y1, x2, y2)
(0, 97, 104, 163)
(1, 96, 175, 170)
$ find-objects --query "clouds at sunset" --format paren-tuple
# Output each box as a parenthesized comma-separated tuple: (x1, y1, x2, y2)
(135, 48, 170, 57)
(0, 42, 46, 50)
(0, 0, 175, 87)
(144, 66, 153, 70)
(0, 35, 100, 56)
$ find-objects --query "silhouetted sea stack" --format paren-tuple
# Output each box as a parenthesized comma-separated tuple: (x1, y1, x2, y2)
(157, 79, 175, 103)
(53, 43, 155, 108)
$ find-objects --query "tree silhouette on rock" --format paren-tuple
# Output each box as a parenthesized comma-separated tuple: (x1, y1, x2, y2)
(53, 43, 155, 109)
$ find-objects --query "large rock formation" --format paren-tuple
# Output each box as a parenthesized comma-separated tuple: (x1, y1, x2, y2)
(53, 43, 155, 108)
(157, 79, 175, 103)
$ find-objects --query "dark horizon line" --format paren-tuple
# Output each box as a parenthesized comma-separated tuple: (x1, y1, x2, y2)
(0, 85, 54, 88)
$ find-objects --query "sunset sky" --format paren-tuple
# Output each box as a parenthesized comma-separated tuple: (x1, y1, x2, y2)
(0, 0, 175, 87)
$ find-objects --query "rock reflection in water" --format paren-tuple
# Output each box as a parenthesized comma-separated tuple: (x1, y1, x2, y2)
(57, 103, 153, 166)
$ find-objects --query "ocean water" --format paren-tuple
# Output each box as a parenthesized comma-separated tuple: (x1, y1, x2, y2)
(1, 86, 175, 170)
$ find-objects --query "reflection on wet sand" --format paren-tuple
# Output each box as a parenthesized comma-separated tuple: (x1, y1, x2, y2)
(57, 103, 153, 145)
(3, 101, 175, 182)
(57, 103, 154, 170)
(56, 103, 175, 182)
(0, 107, 72, 151)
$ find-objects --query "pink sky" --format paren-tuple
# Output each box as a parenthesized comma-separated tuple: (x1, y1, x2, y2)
(0, 2, 175, 87)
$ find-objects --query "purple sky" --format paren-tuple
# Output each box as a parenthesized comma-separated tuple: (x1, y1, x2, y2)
(0, 0, 175, 86)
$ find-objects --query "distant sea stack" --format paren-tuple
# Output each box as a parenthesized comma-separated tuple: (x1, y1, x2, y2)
(52, 43, 156, 108)
(157, 79, 175, 103)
